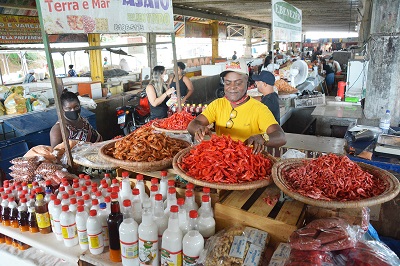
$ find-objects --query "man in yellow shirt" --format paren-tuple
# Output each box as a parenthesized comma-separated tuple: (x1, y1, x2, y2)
(188, 59, 286, 153)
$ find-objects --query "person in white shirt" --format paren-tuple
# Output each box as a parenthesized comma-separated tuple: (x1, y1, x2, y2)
(328, 57, 342, 74)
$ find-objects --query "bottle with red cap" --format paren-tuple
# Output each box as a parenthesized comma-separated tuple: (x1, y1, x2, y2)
(151, 178, 159, 189)
(1, 195, 9, 226)
(184, 190, 198, 212)
(47, 195, 57, 232)
(164, 187, 177, 217)
(91, 199, 100, 212)
(100, 182, 109, 197)
(107, 192, 123, 262)
(52, 199, 63, 240)
(87, 209, 104, 255)
(61, 193, 70, 206)
(76, 205, 89, 251)
(153, 194, 168, 252)
(76, 191, 83, 200)
(95, 191, 104, 205)
(91, 186, 99, 199)
(103, 173, 112, 187)
(57, 186, 66, 200)
(121, 199, 133, 219)
(69, 198, 78, 216)
(17, 205, 29, 232)
(9, 197, 19, 228)
(45, 180, 55, 194)
(68, 189, 76, 199)
(198, 195, 213, 218)
(104, 196, 111, 213)
(78, 173, 86, 187)
(186, 183, 194, 192)
(35, 194, 52, 234)
(135, 174, 148, 203)
(132, 189, 142, 225)
(120, 171, 132, 204)
(19, 197, 28, 211)
(163, 179, 176, 209)
(119, 202, 139, 266)
(138, 201, 158, 266)
(44, 189, 53, 204)
(183, 210, 204, 266)
(197, 195, 215, 240)
(28, 206, 39, 234)
(111, 178, 119, 188)
(159, 170, 168, 201)
(35, 187, 45, 198)
(161, 205, 183, 266)
(72, 182, 80, 192)
(60, 205, 78, 247)
(177, 198, 189, 236)
(62, 180, 72, 193)
(98, 203, 109, 247)
(149, 185, 158, 212)
(81, 185, 89, 196)
(83, 194, 92, 210)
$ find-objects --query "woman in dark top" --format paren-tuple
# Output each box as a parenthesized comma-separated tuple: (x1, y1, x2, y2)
(146, 65, 176, 120)
(50, 90, 102, 147)
(168, 62, 194, 104)
(321, 59, 335, 94)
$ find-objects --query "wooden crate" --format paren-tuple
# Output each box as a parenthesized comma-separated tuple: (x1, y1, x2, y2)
(214, 185, 305, 247)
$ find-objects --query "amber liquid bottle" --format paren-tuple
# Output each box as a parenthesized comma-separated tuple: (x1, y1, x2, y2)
(34, 194, 52, 234)
(1, 195, 10, 226)
(8, 197, 19, 229)
(28, 207, 39, 233)
(107, 192, 123, 262)
(18, 206, 29, 232)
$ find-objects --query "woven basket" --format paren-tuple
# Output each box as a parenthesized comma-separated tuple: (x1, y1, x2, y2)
(272, 158, 400, 208)
(98, 139, 190, 172)
(172, 147, 276, 190)
(152, 122, 189, 134)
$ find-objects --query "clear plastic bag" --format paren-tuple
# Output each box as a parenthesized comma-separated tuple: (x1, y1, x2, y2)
(286, 249, 334, 266)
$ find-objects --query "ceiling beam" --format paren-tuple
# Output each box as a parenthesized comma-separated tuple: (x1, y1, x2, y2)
(173, 6, 271, 29)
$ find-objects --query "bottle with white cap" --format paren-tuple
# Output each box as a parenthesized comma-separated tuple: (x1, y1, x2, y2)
(52, 199, 63, 241)
(183, 210, 204, 266)
(198, 195, 213, 217)
(138, 203, 158, 266)
(119, 208, 139, 266)
(161, 205, 183, 266)
(87, 209, 104, 255)
(152, 194, 168, 252)
(60, 205, 78, 247)
(97, 202, 109, 247)
(135, 174, 149, 203)
(75, 205, 89, 250)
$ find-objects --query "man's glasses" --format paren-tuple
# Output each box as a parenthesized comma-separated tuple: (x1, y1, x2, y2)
(226, 109, 237, 129)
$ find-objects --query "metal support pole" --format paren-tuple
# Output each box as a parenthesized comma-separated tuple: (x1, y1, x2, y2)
(171, 33, 182, 112)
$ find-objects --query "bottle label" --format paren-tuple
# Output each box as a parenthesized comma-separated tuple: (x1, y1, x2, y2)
(120, 239, 139, 259)
(161, 248, 182, 266)
(35, 212, 50, 229)
(88, 232, 103, 249)
(228, 236, 247, 258)
(183, 253, 199, 266)
(78, 229, 89, 245)
(102, 225, 109, 243)
(138, 238, 158, 265)
(245, 227, 269, 248)
(53, 219, 62, 236)
(61, 223, 77, 239)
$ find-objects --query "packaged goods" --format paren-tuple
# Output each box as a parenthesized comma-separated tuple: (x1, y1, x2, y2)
(268, 243, 291, 266)
(161, 206, 183, 266)
(286, 249, 334, 266)
(87, 210, 104, 255)
(138, 204, 158, 266)
(198, 226, 270, 266)
(119, 217, 139, 266)
(183, 210, 204, 266)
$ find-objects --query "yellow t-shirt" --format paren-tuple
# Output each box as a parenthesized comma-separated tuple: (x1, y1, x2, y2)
(202, 97, 278, 142)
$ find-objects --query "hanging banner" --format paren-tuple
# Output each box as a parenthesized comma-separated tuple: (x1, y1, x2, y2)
(184, 22, 212, 38)
(272, 0, 302, 42)
(38, 0, 174, 34)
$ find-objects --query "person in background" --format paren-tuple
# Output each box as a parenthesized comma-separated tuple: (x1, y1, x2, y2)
(146, 65, 176, 120)
(261, 55, 279, 73)
(328, 57, 342, 74)
(311, 47, 322, 62)
(103, 57, 108, 66)
(50, 90, 102, 148)
(168, 62, 194, 104)
(232, 51, 237, 60)
(321, 59, 335, 95)
(67, 65, 77, 77)
(23, 69, 36, 83)
(252, 71, 280, 124)
(188, 59, 286, 154)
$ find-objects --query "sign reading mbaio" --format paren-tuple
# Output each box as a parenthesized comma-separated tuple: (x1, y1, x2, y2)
(272, 0, 302, 42)
(38, 0, 174, 34)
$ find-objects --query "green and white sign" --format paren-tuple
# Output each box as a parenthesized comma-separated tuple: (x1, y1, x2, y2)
(272, 0, 302, 42)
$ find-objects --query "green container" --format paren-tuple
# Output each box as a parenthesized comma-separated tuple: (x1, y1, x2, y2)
(345, 97, 359, 103)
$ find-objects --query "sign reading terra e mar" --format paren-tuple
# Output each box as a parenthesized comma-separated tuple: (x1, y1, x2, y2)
(38, 0, 174, 34)
(272, 0, 302, 42)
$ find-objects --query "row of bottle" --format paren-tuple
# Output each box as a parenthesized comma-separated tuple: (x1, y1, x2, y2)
(0, 234, 30, 250)
(170, 103, 207, 116)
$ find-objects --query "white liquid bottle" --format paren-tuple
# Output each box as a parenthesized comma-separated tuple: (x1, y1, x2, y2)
(52, 199, 63, 241)
(186, 183, 194, 192)
(149, 185, 158, 213)
(60, 205, 78, 247)
(76, 205, 89, 251)
(138, 204, 158, 266)
(78, 174, 85, 187)
(150, 178, 159, 191)
(135, 174, 149, 203)
(198, 195, 213, 218)
(122, 199, 134, 219)
(97, 202, 109, 247)
(159, 170, 168, 201)
(61, 193, 70, 206)
(91, 199, 100, 212)
(103, 173, 112, 187)
(198, 203, 216, 240)
(119, 216, 139, 266)
(83, 194, 92, 210)
(183, 190, 198, 212)
(47, 194, 57, 232)
(177, 198, 189, 236)
(183, 210, 204, 266)
(87, 209, 104, 255)
(161, 205, 183, 266)
(69, 198, 78, 216)
(132, 189, 142, 225)
(120, 171, 132, 202)
(164, 187, 177, 217)
(163, 180, 176, 209)
(153, 194, 168, 252)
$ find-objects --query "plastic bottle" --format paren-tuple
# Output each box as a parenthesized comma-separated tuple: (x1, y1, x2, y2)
(159, 170, 168, 201)
(379, 110, 391, 134)
(138, 203, 158, 266)
(120, 171, 132, 203)
(111, 178, 119, 188)
(135, 174, 149, 203)
(8, 197, 19, 228)
(182, 211, 204, 266)
(78, 173, 85, 186)
(91, 186, 99, 199)
(1, 195, 9, 226)
(107, 192, 124, 262)
(76, 191, 83, 200)
(198, 205, 215, 240)
(95, 191, 104, 205)
(68, 188, 76, 199)
(52, 199, 63, 240)
(184, 190, 198, 212)
(76, 205, 89, 251)
(186, 183, 194, 192)
(81, 185, 89, 196)
(72, 178, 80, 191)
(177, 198, 189, 236)
(150, 178, 159, 189)
(104, 196, 111, 213)
(119, 216, 139, 266)
(28, 206, 39, 233)
(198, 195, 213, 218)
(69, 198, 78, 216)
(97, 202, 110, 247)
(100, 183, 109, 197)
(35, 194, 52, 234)
(202, 187, 210, 198)
(60, 205, 78, 247)
(87, 209, 104, 255)
(83, 194, 92, 210)
(62, 180, 72, 193)
(61, 193, 70, 206)
(45, 180, 55, 194)
(91, 199, 100, 212)
(17, 206, 29, 232)
(153, 194, 168, 252)
(122, 199, 133, 219)
(48, 195, 57, 229)
(195, 104, 202, 116)
(161, 205, 183, 266)
(164, 187, 177, 216)
(132, 189, 142, 225)
(149, 185, 158, 213)
(103, 173, 112, 187)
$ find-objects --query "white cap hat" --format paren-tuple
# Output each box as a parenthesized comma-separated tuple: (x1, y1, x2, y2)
(29, 69, 35, 74)
(220, 59, 248, 77)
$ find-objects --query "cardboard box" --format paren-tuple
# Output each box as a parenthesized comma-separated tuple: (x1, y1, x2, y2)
(78, 81, 102, 99)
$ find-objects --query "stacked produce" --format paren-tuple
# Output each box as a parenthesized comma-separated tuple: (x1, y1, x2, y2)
(107, 127, 188, 162)
(155, 111, 195, 130)
(283, 154, 387, 201)
(179, 135, 273, 183)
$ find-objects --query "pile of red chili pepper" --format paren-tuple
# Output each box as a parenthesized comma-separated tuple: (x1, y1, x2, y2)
(156, 111, 195, 130)
(179, 135, 272, 183)
(283, 154, 387, 201)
